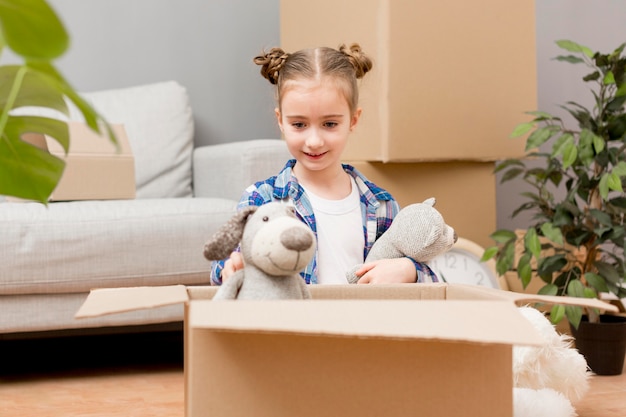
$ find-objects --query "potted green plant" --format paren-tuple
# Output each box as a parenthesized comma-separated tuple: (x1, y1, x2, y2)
(0, 0, 113, 203)
(482, 40, 626, 375)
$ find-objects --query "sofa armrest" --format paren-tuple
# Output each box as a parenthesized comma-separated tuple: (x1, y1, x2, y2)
(192, 139, 291, 200)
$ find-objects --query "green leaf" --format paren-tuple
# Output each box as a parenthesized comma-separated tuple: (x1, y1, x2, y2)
(524, 228, 541, 259)
(592, 133, 605, 154)
(539, 284, 558, 296)
(555, 40, 594, 57)
(607, 173, 623, 193)
(603, 70, 616, 85)
(590, 209, 613, 226)
(518, 253, 533, 288)
(550, 304, 565, 325)
(500, 167, 524, 183)
(584, 272, 609, 293)
(599, 174, 610, 200)
(489, 229, 517, 244)
(0, 65, 68, 114)
(526, 110, 555, 120)
(567, 279, 586, 297)
(510, 122, 534, 138)
(0, 130, 65, 201)
(4, 115, 69, 153)
(583, 287, 598, 299)
(551, 133, 574, 158)
(495, 242, 516, 276)
(554, 55, 585, 64)
(562, 141, 578, 169)
(494, 158, 524, 173)
(27, 61, 114, 143)
(481, 246, 498, 262)
(582, 71, 601, 82)
(526, 127, 555, 150)
(540, 222, 564, 245)
(565, 305, 583, 329)
(537, 254, 568, 276)
(594, 261, 622, 285)
(613, 161, 626, 177)
(0, 0, 69, 60)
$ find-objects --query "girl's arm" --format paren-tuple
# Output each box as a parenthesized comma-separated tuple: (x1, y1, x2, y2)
(352, 257, 438, 284)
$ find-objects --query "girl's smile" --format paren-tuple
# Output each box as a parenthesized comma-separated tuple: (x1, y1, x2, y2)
(276, 79, 361, 182)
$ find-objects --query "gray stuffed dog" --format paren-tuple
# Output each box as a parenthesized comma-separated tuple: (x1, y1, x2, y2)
(204, 202, 315, 299)
(346, 198, 457, 283)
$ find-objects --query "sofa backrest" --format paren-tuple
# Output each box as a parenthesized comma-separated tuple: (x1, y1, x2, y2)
(70, 81, 194, 199)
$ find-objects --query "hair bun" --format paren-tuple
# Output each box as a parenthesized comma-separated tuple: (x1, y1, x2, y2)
(253, 47, 290, 85)
(339, 43, 373, 79)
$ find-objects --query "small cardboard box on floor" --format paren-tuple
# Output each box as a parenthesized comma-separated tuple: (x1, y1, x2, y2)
(75, 284, 616, 417)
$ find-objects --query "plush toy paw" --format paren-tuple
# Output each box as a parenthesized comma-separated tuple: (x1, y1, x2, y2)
(514, 387, 577, 417)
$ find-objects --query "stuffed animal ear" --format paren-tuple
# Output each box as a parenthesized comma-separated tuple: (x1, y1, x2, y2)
(203, 206, 258, 261)
(423, 197, 436, 207)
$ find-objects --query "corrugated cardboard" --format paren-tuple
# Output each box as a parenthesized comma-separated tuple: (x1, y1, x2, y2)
(76, 284, 617, 417)
(35, 122, 135, 201)
(281, 0, 536, 162)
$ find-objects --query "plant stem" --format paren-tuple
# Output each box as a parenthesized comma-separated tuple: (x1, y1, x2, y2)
(0, 65, 27, 139)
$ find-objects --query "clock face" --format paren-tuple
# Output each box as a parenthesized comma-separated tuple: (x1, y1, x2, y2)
(427, 238, 501, 288)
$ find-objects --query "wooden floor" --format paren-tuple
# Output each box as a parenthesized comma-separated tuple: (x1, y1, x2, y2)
(0, 331, 625, 417)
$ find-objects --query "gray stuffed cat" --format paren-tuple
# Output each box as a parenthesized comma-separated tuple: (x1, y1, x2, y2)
(346, 198, 457, 283)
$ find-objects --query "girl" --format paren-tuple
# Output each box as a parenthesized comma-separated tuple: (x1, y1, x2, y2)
(211, 43, 437, 285)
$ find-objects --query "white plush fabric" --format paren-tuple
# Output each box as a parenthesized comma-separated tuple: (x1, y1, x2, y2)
(514, 306, 590, 402)
(69, 81, 195, 199)
(514, 387, 577, 417)
(0, 198, 235, 295)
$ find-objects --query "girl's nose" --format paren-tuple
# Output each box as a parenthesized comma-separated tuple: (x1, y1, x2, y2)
(305, 129, 323, 148)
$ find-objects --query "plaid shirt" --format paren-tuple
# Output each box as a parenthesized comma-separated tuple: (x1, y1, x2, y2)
(210, 159, 438, 285)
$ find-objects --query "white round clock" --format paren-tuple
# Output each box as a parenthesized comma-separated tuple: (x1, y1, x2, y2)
(427, 237, 505, 289)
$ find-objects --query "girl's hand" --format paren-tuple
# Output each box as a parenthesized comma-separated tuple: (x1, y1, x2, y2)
(354, 258, 417, 284)
(221, 251, 244, 282)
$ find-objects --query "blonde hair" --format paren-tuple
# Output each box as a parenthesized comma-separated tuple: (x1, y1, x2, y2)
(253, 43, 373, 114)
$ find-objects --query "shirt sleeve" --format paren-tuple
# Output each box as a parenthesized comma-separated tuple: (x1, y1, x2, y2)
(407, 257, 440, 283)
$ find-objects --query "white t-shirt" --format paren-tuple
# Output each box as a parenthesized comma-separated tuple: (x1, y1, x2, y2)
(304, 178, 364, 284)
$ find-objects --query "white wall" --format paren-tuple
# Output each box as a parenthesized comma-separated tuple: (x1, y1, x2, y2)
(496, 0, 626, 230)
(49, 0, 281, 147)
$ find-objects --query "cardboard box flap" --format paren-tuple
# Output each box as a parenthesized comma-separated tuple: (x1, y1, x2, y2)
(188, 300, 544, 346)
(446, 284, 619, 312)
(75, 285, 189, 318)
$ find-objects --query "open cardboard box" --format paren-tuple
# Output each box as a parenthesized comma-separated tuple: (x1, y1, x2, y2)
(76, 283, 617, 417)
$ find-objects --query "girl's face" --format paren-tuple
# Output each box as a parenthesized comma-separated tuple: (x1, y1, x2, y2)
(276, 78, 361, 178)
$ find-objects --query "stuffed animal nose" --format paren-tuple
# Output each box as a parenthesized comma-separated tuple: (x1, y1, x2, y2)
(453, 230, 458, 243)
(281, 227, 313, 251)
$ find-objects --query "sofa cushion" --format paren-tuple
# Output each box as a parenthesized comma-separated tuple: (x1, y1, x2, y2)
(70, 81, 195, 198)
(0, 198, 236, 295)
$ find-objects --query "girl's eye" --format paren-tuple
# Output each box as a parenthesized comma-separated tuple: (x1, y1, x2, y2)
(324, 121, 338, 128)
(291, 122, 306, 129)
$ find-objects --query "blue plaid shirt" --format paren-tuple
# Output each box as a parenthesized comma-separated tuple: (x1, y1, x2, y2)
(210, 159, 437, 285)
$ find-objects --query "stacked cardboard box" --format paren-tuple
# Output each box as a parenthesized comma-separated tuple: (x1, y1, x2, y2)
(280, 0, 537, 247)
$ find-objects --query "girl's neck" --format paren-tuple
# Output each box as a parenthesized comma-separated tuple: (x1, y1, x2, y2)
(294, 163, 352, 200)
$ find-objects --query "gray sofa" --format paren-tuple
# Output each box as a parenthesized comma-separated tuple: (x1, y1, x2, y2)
(0, 81, 290, 337)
